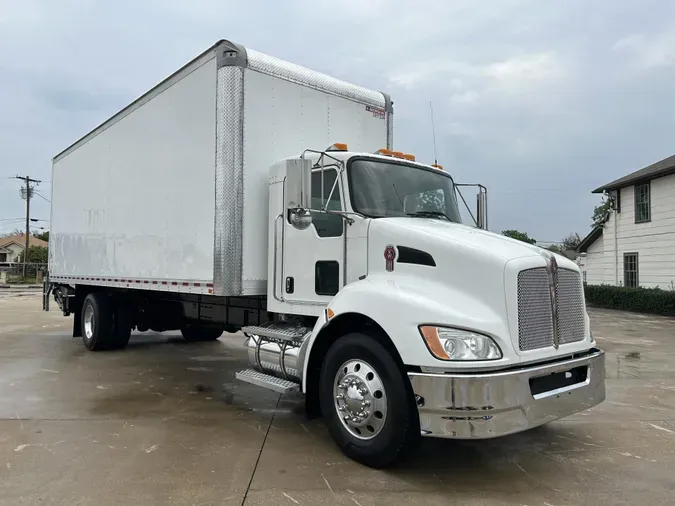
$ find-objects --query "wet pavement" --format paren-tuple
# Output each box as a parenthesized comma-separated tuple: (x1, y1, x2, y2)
(1, 293, 674, 505)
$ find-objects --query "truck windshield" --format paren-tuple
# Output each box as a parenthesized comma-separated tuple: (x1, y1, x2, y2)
(348, 158, 462, 222)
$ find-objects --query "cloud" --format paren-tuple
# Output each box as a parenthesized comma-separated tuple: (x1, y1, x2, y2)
(485, 53, 562, 83)
(613, 27, 675, 69)
(449, 90, 480, 105)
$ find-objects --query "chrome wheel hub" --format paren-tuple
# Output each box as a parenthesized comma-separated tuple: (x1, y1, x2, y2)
(83, 304, 94, 340)
(333, 359, 387, 440)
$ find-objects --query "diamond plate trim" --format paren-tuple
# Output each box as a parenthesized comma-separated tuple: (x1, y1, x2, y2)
(517, 268, 555, 351)
(246, 48, 387, 108)
(242, 322, 310, 343)
(214, 66, 245, 296)
(236, 369, 300, 394)
(386, 108, 394, 150)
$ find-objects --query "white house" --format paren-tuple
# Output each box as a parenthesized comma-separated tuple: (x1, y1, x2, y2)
(578, 154, 675, 289)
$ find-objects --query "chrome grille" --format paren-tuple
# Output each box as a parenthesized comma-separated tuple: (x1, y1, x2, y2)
(517, 268, 554, 351)
(517, 267, 585, 351)
(555, 269, 586, 345)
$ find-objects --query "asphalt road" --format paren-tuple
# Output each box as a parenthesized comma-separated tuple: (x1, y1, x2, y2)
(1, 291, 674, 505)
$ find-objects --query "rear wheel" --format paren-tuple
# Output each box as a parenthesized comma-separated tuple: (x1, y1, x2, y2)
(81, 293, 115, 351)
(319, 333, 420, 468)
(180, 326, 223, 342)
(110, 301, 133, 349)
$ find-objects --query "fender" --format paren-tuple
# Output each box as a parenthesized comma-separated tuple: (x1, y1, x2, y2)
(301, 272, 512, 391)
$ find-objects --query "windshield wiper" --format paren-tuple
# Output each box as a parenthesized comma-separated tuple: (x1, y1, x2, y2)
(406, 210, 452, 221)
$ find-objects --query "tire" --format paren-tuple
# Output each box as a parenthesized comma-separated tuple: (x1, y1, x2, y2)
(81, 293, 115, 351)
(180, 326, 223, 342)
(319, 333, 420, 468)
(110, 302, 133, 350)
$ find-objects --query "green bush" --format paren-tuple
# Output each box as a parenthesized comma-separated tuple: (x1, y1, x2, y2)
(584, 284, 675, 316)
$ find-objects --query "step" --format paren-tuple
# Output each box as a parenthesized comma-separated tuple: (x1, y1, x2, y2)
(242, 322, 310, 343)
(235, 368, 300, 394)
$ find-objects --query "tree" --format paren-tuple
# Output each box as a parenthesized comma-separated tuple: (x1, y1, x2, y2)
(592, 195, 614, 228)
(545, 244, 565, 255)
(0, 228, 24, 238)
(33, 230, 49, 242)
(542, 233, 582, 259)
(19, 245, 48, 264)
(561, 232, 581, 251)
(501, 229, 536, 244)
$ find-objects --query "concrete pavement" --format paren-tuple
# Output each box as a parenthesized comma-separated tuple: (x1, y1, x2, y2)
(1, 294, 674, 505)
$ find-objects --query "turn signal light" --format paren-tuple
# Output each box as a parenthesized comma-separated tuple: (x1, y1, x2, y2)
(375, 149, 416, 162)
(419, 326, 449, 360)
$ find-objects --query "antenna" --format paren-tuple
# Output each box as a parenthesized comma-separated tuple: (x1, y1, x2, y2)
(429, 101, 438, 165)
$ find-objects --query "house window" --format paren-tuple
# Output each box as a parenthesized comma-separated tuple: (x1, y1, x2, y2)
(634, 183, 650, 223)
(615, 189, 621, 213)
(623, 253, 639, 288)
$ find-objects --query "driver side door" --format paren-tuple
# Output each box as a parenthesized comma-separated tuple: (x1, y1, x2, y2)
(282, 168, 345, 310)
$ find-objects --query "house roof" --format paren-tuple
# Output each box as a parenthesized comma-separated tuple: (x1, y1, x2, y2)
(577, 226, 603, 253)
(592, 154, 675, 193)
(0, 234, 48, 249)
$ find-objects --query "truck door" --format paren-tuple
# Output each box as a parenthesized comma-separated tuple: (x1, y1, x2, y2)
(282, 167, 345, 306)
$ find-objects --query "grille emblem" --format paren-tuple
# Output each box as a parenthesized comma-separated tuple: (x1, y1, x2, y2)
(541, 251, 560, 349)
(384, 246, 396, 272)
(550, 255, 558, 275)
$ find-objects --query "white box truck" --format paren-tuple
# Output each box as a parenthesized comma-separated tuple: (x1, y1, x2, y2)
(44, 39, 605, 468)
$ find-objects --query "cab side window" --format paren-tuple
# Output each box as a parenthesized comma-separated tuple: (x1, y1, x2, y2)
(311, 169, 343, 238)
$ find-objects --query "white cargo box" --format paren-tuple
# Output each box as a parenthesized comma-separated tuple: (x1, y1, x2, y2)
(49, 40, 393, 296)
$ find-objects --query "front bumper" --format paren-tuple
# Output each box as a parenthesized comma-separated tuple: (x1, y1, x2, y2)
(407, 349, 605, 439)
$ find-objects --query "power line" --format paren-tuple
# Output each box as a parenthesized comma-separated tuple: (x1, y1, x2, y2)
(34, 191, 50, 203)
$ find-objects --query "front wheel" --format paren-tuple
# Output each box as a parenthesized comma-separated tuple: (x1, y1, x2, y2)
(319, 333, 420, 468)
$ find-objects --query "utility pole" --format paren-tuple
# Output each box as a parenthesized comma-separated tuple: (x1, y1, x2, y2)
(14, 175, 41, 278)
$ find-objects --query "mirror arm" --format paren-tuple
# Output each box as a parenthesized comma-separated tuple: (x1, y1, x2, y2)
(308, 208, 356, 226)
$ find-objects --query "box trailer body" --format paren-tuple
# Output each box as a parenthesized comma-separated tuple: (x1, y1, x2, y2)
(49, 40, 393, 296)
(45, 40, 605, 469)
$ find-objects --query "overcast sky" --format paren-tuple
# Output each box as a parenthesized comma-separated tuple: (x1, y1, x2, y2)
(2, 0, 675, 242)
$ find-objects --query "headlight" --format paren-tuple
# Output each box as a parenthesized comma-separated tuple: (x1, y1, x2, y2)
(419, 326, 502, 361)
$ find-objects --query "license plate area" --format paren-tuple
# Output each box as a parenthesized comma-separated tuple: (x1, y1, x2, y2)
(529, 365, 588, 397)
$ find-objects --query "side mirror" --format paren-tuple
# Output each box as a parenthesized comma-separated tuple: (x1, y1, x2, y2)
(285, 158, 313, 229)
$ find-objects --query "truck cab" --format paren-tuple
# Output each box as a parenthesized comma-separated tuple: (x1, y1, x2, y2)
(237, 144, 605, 467)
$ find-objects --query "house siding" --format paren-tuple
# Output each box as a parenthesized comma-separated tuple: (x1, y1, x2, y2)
(583, 234, 606, 285)
(590, 173, 675, 288)
(5, 244, 23, 263)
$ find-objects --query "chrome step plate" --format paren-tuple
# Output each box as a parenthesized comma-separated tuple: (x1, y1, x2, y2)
(235, 368, 300, 394)
(242, 322, 309, 343)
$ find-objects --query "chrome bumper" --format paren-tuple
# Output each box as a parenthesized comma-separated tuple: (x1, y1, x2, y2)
(408, 349, 605, 439)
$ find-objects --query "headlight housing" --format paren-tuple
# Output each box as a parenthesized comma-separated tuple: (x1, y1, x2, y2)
(419, 326, 502, 361)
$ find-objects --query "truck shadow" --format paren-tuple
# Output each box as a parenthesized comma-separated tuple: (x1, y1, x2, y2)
(387, 424, 590, 489)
